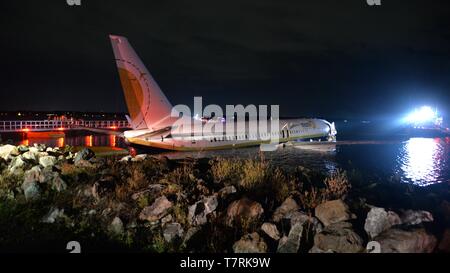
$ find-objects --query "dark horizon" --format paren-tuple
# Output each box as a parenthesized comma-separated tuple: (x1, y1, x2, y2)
(1, 0, 450, 120)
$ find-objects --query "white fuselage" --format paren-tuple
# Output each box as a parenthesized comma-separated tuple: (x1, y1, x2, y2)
(124, 118, 335, 151)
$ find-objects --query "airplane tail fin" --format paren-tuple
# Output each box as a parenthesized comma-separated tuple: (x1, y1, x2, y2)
(110, 35, 174, 130)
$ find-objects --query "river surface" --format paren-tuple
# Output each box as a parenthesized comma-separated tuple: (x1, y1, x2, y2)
(2, 127, 449, 187)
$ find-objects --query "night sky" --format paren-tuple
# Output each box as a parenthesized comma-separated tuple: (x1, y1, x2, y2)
(1, 0, 450, 120)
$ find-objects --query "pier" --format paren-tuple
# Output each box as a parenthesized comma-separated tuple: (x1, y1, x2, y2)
(0, 120, 131, 133)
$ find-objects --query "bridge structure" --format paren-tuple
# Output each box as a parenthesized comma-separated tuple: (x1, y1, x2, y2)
(0, 120, 131, 133)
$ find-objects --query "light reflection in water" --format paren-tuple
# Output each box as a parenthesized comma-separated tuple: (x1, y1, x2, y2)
(85, 135, 93, 147)
(15, 134, 124, 148)
(57, 137, 65, 148)
(399, 138, 445, 186)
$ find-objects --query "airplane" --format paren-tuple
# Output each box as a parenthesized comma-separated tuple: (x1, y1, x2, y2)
(109, 35, 337, 151)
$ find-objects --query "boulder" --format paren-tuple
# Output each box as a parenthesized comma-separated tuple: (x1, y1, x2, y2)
(39, 155, 57, 168)
(9, 156, 25, 173)
(131, 184, 165, 200)
(315, 200, 354, 226)
(272, 197, 299, 223)
(42, 207, 65, 223)
(23, 166, 42, 184)
(22, 181, 40, 201)
(182, 226, 202, 248)
(374, 228, 437, 253)
(22, 150, 38, 162)
(261, 222, 281, 240)
(109, 217, 124, 235)
(277, 223, 304, 253)
(74, 148, 95, 164)
(17, 145, 29, 153)
(226, 197, 264, 228)
(161, 214, 173, 226)
(218, 185, 237, 199)
(33, 143, 46, 152)
(188, 195, 218, 226)
(438, 229, 450, 253)
(139, 196, 173, 222)
(364, 207, 401, 238)
(233, 232, 267, 253)
(51, 175, 67, 192)
(313, 222, 364, 253)
(131, 154, 147, 162)
(163, 222, 184, 242)
(400, 210, 433, 226)
(0, 144, 19, 160)
(38, 166, 56, 184)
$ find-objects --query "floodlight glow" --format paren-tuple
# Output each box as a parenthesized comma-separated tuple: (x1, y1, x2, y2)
(405, 106, 437, 123)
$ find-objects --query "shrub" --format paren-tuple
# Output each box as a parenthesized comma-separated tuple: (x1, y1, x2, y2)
(239, 159, 269, 191)
(323, 169, 350, 200)
(210, 157, 242, 183)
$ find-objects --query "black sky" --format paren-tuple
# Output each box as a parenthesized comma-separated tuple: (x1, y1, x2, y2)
(1, 0, 450, 119)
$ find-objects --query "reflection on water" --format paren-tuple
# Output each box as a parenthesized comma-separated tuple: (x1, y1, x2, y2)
(18, 134, 124, 148)
(398, 138, 449, 186)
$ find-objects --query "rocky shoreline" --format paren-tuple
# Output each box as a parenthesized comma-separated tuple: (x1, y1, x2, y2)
(0, 143, 449, 253)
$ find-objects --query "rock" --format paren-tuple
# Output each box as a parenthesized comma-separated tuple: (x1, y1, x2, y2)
(188, 195, 218, 226)
(139, 196, 173, 222)
(309, 246, 335, 253)
(9, 156, 25, 173)
(277, 223, 303, 253)
(233, 232, 267, 253)
(364, 207, 401, 238)
(120, 155, 132, 162)
(131, 184, 165, 200)
(284, 211, 324, 234)
(23, 166, 41, 184)
(374, 228, 437, 253)
(33, 143, 46, 152)
(42, 207, 65, 223)
(163, 222, 184, 242)
(109, 217, 124, 235)
(182, 226, 202, 247)
(38, 167, 56, 184)
(22, 150, 38, 162)
(438, 229, 450, 253)
(51, 174, 67, 192)
(400, 210, 433, 226)
(218, 185, 237, 199)
(39, 155, 57, 168)
(284, 211, 310, 226)
(315, 200, 354, 226)
(75, 159, 95, 168)
(226, 198, 264, 228)
(313, 222, 364, 253)
(17, 145, 29, 153)
(161, 214, 173, 226)
(74, 148, 95, 164)
(22, 181, 40, 200)
(272, 197, 299, 223)
(261, 222, 281, 240)
(0, 144, 19, 160)
(132, 154, 147, 162)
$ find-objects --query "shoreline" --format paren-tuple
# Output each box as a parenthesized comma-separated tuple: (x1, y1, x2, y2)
(0, 143, 449, 253)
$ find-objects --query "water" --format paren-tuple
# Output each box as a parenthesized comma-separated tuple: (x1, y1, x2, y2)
(158, 137, 450, 187)
(2, 130, 449, 187)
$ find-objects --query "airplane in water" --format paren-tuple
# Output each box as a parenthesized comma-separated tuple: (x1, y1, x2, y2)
(109, 35, 337, 151)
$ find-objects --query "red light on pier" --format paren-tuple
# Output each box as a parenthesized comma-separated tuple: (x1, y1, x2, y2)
(22, 128, 30, 132)
(110, 126, 117, 130)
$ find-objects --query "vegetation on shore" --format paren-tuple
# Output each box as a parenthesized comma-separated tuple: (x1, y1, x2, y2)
(0, 143, 449, 253)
